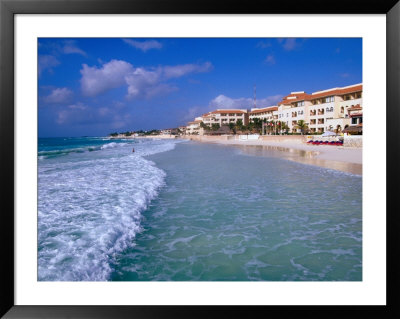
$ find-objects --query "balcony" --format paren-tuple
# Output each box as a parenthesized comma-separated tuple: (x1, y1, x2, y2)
(318, 119, 325, 124)
(318, 109, 325, 115)
(310, 111, 316, 116)
(339, 98, 362, 109)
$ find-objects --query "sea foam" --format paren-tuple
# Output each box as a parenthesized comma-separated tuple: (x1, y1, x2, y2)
(38, 138, 179, 281)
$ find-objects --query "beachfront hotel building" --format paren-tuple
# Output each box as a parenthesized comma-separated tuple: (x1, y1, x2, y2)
(274, 83, 363, 134)
(201, 109, 249, 128)
(186, 119, 203, 135)
(249, 106, 278, 122)
(186, 83, 362, 135)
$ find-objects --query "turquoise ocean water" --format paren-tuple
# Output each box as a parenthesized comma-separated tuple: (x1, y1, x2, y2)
(38, 137, 362, 281)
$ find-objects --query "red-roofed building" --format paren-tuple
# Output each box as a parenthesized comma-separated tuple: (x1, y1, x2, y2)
(185, 83, 363, 135)
(186, 119, 203, 135)
(249, 106, 278, 122)
(201, 109, 249, 128)
(276, 83, 362, 134)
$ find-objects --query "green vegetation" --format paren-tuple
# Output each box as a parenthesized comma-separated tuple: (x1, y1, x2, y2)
(295, 120, 309, 135)
(200, 121, 210, 131)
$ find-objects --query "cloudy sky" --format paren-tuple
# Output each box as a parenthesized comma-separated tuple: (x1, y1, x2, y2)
(38, 38, 362, 137)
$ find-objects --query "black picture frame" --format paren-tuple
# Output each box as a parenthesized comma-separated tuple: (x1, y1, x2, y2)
(1, 0, 398, 317)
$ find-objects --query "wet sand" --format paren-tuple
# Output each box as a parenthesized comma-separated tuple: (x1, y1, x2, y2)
(190, 138, 362, 175)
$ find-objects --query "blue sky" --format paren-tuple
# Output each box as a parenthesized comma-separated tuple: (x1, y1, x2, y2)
(38, 38, 362, 137)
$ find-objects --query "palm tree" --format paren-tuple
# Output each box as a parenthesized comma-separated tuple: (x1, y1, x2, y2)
(281, 122, 289, 134)
(295, 120, 309, 135)
(228, 122, 236, 134)
(250, 118, 262, 134)
(235, 119, 244, 132)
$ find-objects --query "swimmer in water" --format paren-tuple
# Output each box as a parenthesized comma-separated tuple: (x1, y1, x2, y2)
(132, 147, 135, 152)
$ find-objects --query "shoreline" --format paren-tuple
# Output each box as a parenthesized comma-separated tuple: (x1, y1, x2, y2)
(184, 136, 362, 176)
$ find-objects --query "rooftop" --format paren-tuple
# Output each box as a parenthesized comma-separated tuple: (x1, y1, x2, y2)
(278, 83, 363, 105)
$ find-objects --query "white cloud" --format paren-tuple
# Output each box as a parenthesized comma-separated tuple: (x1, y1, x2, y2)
(62, 40, 87, 56)
(43, 87, 73, 104)
(163, 62, 213, 79)
(80, 60, 134, 96)
(80, 59, 213, 99)
(38, 55, 60, 76)
(181, 106, 207, 123)
(122, 39, 162, 52)
(182, 94, 282, 124)
(125, 67, 161, 98)
(209, 94, 282, 109)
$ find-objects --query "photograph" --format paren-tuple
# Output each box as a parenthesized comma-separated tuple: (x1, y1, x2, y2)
(37, 37, 363, 282)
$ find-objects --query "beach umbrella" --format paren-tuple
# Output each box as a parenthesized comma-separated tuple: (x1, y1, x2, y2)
(321, 131, 336, 137)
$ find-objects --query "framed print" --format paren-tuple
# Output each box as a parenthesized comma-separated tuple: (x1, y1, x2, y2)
(1, 0, 399, 318)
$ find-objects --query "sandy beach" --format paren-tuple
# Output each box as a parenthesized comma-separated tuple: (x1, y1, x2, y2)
(185, 136, 362, 175)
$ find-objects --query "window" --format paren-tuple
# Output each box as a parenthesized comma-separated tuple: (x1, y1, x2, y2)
(325, 96, 334, 103)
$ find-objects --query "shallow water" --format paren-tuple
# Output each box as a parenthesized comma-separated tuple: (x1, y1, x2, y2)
(111, 142, 362, 281)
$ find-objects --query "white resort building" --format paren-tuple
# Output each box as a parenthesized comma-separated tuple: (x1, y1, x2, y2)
(186, 119, 202, 135)
(201, 109, 249, 128)
(186, 83, 363, 135)
(274, 83, 363, 134)
(249, 106, 278, 122)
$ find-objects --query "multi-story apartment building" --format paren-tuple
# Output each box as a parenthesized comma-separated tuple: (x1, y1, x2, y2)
(276, 83, 362, 133)
(277, 91, 310, 133)
(249, 106, 278, 122)
(308, 84, 362, 133)
(202, 109, 249, 127)
(186, 83, 362, 135)
(186, 120, 202, 135)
